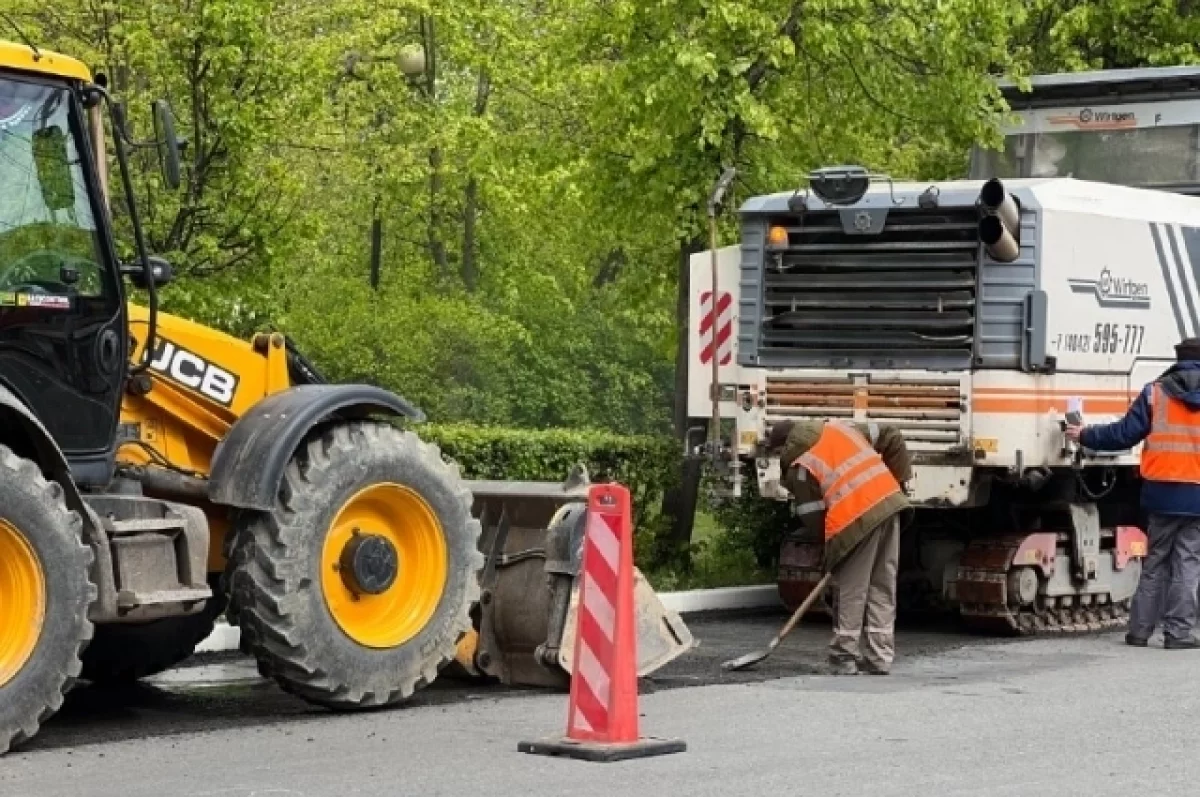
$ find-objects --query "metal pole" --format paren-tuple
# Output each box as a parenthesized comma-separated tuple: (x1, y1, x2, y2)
(706, 167, 737, 465)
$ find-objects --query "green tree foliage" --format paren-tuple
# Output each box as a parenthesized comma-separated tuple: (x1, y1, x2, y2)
(1017, 0, 1200, 71)
(11, 0, 1200, 576)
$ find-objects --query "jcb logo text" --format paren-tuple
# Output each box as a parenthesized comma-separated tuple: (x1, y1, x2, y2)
(148, 339, 239, 407)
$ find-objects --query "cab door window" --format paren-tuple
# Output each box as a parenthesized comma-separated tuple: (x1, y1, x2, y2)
(0, 77, 112, 303)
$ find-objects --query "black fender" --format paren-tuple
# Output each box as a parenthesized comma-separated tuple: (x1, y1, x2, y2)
(0, 382, 85, 513)
(208, 384, 426, 511)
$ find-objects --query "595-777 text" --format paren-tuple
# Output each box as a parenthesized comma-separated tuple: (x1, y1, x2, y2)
(1053, 324, 1146, 355)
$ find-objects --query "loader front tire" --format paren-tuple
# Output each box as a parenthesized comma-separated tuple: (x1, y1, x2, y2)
(0, 446, 95, 755)
(226, 421, 483, 708)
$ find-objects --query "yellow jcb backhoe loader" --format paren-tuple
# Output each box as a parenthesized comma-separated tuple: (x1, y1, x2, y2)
(0, 39, 693, 754)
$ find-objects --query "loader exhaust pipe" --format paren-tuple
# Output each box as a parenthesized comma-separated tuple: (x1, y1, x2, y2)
(978, 177, 1020, 263)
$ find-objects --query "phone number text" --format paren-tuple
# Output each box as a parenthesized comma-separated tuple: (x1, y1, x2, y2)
(1052, 323, 1146, 355)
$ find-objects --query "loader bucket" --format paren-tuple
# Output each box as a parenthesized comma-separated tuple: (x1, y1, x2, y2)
(451, 466, 695, 689)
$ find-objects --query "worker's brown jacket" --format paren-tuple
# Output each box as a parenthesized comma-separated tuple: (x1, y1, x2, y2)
(778, 420, 914, 571)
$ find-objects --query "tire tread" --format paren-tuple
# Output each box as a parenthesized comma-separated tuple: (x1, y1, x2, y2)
(227, 422, 483, 709)
(0, 445, 95, 755)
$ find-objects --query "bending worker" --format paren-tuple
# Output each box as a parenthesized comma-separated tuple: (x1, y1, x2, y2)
(1065, 337, 1200, 650)
(767, 419, 913, 675)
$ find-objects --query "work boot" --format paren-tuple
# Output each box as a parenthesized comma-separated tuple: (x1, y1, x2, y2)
(1124, 633, 1149, 648)
(828, 658, 858, 676)
(1164, 634, 1200, 650)
(860, 659, 890, 675)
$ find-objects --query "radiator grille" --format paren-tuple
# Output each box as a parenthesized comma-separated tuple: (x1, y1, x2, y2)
(764, 375, 964, 452)
(760, 208, 980, 367)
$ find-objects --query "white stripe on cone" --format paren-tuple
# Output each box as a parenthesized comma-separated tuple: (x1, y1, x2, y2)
(582, 577, 617, 642)
(572, 708, 595, 733)
(576, 639, 611, 709)
(588, 513, 621, 575)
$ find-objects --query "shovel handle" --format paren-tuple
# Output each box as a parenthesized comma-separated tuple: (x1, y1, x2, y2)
(772, 572, 833, 647)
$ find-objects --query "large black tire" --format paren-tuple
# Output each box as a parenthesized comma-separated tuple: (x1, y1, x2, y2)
(80, 584, 226, 684)
(0, 446, 95, 755)
(226, 421, 483, 708)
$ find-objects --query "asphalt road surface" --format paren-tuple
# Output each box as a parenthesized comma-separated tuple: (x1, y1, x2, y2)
(5, 611, 1194, 796)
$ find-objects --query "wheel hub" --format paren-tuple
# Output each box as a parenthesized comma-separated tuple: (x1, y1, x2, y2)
(1007, 566, 1040, 607)
(339, 532, 400, 596)
(0, 519, 46, 687)
(320, 481, 449, 649)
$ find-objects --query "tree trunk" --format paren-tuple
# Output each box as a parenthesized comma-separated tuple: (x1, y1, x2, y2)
(461, 69, 491, 291)
(369, 212, 382, 290)
(420, 16, 449, 280)
(428, 145, 449, 277)
(658, 233, 706, 568)
(461, 177, 479, 290)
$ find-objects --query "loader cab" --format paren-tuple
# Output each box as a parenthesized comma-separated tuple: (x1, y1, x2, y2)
(0, 42, 177, 487)
(970, 66, 1200, 196)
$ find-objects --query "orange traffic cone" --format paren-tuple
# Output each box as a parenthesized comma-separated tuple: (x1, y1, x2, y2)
(518, 482, 686, 762)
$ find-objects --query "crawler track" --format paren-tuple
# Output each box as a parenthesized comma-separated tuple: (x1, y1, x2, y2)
(955, 536, 1130, 635)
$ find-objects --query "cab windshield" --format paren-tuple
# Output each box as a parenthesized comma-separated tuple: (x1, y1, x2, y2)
(973, 124, 1200, 190)
(0, 75, 109, 299)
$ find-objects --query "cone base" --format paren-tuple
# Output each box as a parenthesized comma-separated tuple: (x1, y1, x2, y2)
(518, 734, 686, 762)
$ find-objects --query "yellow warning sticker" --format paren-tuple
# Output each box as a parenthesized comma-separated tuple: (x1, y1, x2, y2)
(972, 437, 999, 453)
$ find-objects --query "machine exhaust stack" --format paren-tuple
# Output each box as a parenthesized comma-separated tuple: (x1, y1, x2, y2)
(978, 177, 1020, 263)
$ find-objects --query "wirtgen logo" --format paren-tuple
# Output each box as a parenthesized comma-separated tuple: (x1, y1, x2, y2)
(1047, 107, 1138, 130)
(1069, 268, 1151, 309)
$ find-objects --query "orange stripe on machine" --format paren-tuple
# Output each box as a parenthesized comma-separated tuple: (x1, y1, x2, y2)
(971, 387, 1138, 415)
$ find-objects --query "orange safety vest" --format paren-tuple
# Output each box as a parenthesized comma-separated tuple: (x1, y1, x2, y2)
(1142, 383, 1200, 483)
(792, 421, 902, 540)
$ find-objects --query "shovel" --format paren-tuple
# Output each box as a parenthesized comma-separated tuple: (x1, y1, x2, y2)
(721, 572, 833, 672)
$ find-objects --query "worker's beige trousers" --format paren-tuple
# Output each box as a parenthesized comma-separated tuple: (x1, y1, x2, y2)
(829, 515, 901, 671)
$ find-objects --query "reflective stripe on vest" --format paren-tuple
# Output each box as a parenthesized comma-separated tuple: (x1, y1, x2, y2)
(792, 421, 901, 540)
(795, 500, 826, 517)
(1142, 383, 1200, 483)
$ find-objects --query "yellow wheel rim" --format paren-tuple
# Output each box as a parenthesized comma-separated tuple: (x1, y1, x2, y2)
(321, 483, 448, 649)
(0, 520, 46, 687)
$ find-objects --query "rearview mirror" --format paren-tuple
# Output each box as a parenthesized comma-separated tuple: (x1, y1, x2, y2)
(121, 255, 174, 289)
(152, 100, 182, 191)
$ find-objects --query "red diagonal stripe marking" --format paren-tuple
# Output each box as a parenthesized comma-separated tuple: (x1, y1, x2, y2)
(717, 333, 734, 366)
(698, 292, 733, 337)
(579, 604, 615, 664)
(584, 543, 619, 597)
(700, 320, 733, 363)
(573, 675, 610, 736)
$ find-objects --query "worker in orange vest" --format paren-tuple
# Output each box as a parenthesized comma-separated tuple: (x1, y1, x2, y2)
(767, 419, 913, 675)
(1066, 337, 1200, 649)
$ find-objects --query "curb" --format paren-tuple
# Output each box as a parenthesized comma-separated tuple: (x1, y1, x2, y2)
(195, 621, 242, 654)
(659, 584, 781, 615)
(194, 584, 782, 654)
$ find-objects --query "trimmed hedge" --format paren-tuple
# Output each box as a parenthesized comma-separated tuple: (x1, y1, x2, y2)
(708, 474, 795, 572)
(414, 424, 795, 586)
(418, 423, 679, 565)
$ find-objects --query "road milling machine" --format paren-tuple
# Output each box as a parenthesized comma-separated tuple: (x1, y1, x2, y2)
(690, 65, 1200, 634)
(0, 40, 692, 754)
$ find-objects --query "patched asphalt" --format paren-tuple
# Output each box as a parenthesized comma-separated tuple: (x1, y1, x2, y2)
(4, 615, 1188, 797)
(20, 609, 1027, 753)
